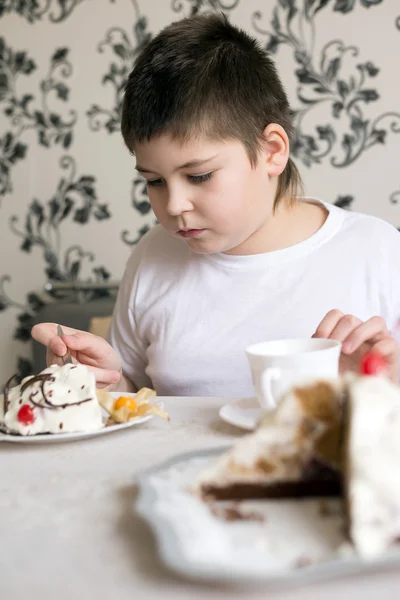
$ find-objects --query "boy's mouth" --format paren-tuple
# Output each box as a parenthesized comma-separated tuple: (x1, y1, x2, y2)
(177, 229, 206, 238)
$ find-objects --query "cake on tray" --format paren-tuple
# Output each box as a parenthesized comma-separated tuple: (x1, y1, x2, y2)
(193, 352, 400, 559)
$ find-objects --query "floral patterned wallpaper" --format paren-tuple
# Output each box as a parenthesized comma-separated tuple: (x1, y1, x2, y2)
(0, 0, 399, 385)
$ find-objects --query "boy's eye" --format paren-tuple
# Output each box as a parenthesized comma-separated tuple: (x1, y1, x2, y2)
(188, 172, 213, 184)
(146, 172, 213, 187)
(146, 178, 164, 187)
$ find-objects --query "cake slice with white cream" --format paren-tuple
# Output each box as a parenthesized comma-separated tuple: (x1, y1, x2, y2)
(0, 363, 103, 435)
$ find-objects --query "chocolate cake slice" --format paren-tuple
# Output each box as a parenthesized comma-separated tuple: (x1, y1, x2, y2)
(195, 358, 400, 560)
(194, 380, 344, 500)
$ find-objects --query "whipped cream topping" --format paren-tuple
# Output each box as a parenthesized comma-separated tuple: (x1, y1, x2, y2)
(347, 375, 400, 558)
(0, 363, 103, 435)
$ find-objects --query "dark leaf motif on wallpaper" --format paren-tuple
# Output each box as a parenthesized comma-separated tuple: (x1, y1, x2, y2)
(0, 157, 113, 380)
(0, 276, 44, 343)
(0, 0, 92, 23)
(8, 155, 111, 291)
(0, 276, 45, 383)
(171, 0, 239, 16)
(333, 0, 382, 13)
(252, 1, 399, 168)
(0, 132, 27, 197)
(0, 357, 32, 391)
(121, 176, 157, 246)
(396, 16, 400, 30)
(0, 275, 23, 313)
(15, 312, 36, 341)
(121, 223, 151, 247)
(16, 357, 33, 382)
(131, 177, 152, 215)
(334, 194, 354, 209)
(389, 187, 400, 232)
(390, 187, 400, 206)
(87, 1, 151, 134)
(0, 39, 77, 197)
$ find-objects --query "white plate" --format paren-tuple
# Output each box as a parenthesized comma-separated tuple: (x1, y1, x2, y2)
(136, 447, 400, 586)
(219, 397, 263, 431)
(0, 392, 164, 444)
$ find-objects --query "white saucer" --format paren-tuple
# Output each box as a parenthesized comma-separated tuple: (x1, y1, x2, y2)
(219, 397, 263, 431)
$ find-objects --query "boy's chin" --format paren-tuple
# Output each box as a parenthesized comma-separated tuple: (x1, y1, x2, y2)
(181, 235, 240, 256)
(182, 239, 219, 255)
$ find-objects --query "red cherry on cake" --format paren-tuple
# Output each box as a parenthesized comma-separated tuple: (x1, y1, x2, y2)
(360, 351, 388, 376)
(17, 404, 35, 425)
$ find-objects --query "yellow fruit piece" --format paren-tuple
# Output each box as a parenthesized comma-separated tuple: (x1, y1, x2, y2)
(96, 386, 168, 424)
(114, 396, 137, 411)
(134, 403, 170, 421)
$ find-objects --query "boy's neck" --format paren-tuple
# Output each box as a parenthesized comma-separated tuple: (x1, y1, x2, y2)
(224, 199, 329, 256)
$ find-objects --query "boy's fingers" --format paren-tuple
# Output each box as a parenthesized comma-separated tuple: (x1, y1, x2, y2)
(342, 316, 388, 353)
(32, 326, 102, 359)
(313, 309, 344, 338)
(47, 335, 70, 357)
(370, 338, 399, 364)
(86, 365, 121, 387)
(61, 331, 108, 359)
(31, 323, 79, 346)
(32, 322, 121, 379)
(46, 349, 67, 367)
(370, 338, 399, 382)
(327, 314, 363, 343)
(43, 353, 120, 386)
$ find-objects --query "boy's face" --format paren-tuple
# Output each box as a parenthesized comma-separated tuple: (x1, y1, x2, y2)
(134, 133, 276, 255)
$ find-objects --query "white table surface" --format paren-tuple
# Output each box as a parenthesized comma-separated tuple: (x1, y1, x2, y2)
(1, 396, 398, 600)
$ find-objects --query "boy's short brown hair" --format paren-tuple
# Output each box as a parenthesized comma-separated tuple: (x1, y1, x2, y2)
(121, 13, 302, 207)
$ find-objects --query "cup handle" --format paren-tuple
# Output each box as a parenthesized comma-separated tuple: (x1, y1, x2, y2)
(259, 367, 281, 410)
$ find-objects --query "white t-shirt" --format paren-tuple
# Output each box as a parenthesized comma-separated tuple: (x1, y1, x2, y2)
(109, 199, 400, 396)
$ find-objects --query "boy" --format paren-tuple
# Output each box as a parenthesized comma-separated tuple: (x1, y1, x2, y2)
(32, 14, 399, 395)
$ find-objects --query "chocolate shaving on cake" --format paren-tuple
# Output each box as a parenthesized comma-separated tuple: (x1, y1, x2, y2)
(38, 376, 93, 409)
(5, 371, 94, 412)
(3, 373, 19, 416)
(29, 391, 50, 409)
(20, 373, 53, 394)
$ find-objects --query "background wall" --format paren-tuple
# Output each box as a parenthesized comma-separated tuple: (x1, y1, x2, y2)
(1, 0, 399, 385)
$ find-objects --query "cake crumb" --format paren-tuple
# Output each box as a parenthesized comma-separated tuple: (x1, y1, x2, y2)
(318, 499, 342, 517)
(294, 555, 313, 568)
(210, 503, 265, 522)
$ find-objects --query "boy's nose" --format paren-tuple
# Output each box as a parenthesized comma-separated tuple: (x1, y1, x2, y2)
(166, 189, 193, 216)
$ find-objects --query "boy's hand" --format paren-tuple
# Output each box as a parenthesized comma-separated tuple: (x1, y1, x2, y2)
(31, 322, 122, 389)
(313, 309, 399, 382)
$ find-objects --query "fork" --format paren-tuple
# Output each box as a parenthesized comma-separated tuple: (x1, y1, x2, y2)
(57, 324, 74, 364)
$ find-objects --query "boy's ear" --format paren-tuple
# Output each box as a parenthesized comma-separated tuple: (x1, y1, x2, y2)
(259, 124, 290, 176)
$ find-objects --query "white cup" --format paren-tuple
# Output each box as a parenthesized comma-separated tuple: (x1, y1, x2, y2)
(246, 338, 341, 411)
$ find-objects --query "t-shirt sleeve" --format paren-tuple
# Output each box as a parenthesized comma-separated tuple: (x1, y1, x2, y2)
(108, 238, 153, 390)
